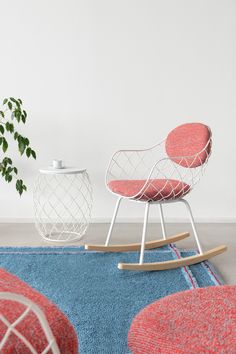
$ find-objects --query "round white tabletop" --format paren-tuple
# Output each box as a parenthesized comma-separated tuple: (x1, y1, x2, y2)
(39, 167, 86, 175)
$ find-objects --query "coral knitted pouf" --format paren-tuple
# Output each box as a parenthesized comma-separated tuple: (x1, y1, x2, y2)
(0, 268, 78, 353)
(128, 286, 236, 354)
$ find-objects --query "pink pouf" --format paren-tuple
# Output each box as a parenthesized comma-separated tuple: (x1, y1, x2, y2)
(0, 268, 78, 353)
(128, 286, 236, 354)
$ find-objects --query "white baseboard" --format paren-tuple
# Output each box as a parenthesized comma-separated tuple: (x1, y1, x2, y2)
(0, 217, 235, 223)
(91, 217, 236, 223)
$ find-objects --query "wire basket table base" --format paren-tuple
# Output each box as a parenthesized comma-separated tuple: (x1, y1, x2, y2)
(33, 168, 92, 243)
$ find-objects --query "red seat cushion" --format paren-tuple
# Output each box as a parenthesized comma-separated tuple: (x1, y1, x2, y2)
(108, 179, 190, 201)
(0, 268, 78, 354)
(166, 123, 211, 168)
(128, 286, 236, 354)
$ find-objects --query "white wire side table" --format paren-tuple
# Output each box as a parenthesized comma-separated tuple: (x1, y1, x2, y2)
(33, 166, 93, 243)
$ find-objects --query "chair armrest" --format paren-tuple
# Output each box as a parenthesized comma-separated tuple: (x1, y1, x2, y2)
(139, 153, 209, 198)
(106, 152, 209, 201)
(105, 140, 166, 185)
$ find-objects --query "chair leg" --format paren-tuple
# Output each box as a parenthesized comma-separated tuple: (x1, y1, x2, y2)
(158, 203, 167, 240)
(180, 199, 203, 254)
(118, 199, 227, 271)
(86, 198, 189, 252)
(139, 203, 150, 264)
(105, 197, 123, 246)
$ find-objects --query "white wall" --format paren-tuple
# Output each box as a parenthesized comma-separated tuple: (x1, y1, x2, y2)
(0, 0, 235, 222)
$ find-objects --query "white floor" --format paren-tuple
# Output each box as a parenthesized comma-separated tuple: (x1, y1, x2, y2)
(0, 223, 235, 284)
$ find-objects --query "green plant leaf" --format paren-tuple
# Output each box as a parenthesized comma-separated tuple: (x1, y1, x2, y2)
(31, 149, 36, 159)
(7, 166, 13, 174)
(0, 125, 4, 135)
(3, 98, 8, 105)
(14, 109, 21, 122)
(3, 157, 12, 165)
(16, 179, 26, 196)
(10, 97, 17, 103)
(0, 111, 5, 118)
(13, 167, 18, 174)
(14, 132, 18, 140)
(19, 141, 25, 155)
(5, 122, 10, 132)
(16, 179, 23, 195)
(26, 147, 31, 157)
(5, 122, 14, 133)
(18, 99, 22, 105)
(2, 139, 8, 153)
(8, 102, 12, 110)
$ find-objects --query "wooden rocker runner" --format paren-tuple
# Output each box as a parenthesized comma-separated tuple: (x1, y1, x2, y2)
(85, 123, 227, 271)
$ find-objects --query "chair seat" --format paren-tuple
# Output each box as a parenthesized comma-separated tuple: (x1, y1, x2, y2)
(128, 286, 236, 353)
(108, 179, 190, 201)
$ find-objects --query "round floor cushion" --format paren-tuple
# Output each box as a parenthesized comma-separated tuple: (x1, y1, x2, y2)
(128, 286, 236, 354)
(0, 268, 78, 353)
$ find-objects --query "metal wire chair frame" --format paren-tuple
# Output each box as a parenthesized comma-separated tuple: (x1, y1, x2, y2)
(0, 292, 60, 354)
(104, 131, 211, 250)
(105, 135, 212, 203)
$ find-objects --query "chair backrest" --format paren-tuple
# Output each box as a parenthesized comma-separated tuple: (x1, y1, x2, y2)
(0, 292, 60, 354)
(165, 123, 212, 168)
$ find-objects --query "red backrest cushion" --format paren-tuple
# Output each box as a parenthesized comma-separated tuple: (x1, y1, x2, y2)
(165, 123, 211, 168)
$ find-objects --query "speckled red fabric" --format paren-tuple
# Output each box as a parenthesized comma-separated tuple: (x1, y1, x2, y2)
(166, 123, 211, 168)
(108, 179, 190, 201)
(128, 286, 236, 354)
(0, 268, 78, 353)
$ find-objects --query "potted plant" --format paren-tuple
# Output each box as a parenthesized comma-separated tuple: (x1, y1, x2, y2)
(0, 97, 36, 195)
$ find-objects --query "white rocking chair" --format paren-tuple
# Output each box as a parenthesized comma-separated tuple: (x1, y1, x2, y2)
(85, 123, 226, 271)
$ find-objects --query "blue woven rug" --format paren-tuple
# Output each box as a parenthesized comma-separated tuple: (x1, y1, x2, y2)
(0, 245, 223, 354)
